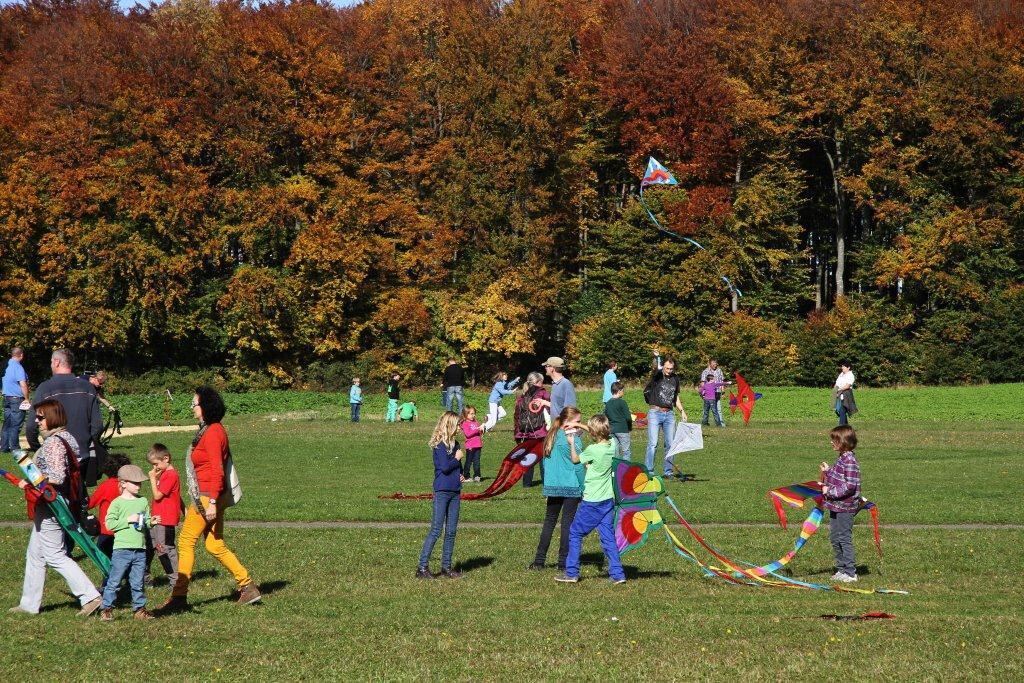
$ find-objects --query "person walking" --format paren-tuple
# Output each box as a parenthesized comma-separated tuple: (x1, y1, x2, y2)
(514, 372, 550, 488)
(157, 386, 260, 613)
(643, 356, 687, 479)
(441, 359, 466, 416)
(25, 349, 102, 488)
(832, 362, 857, 426)
(2, 347, 30, 453)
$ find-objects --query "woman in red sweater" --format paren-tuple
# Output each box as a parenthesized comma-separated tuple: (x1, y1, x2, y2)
(158, 387, 260, 612)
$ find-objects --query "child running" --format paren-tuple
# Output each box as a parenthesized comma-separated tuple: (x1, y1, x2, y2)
(483, 372, 520, 432)
(88, 453, 132, 560)
(530, 406, 584, 571)
(460, 406, 484, 482)
(820, 425, 862, 583)
(416, 411, 465, 580)
(555, 414, 626, 585)
(146, 443, 180, 589)
(101, 464, 160, 620)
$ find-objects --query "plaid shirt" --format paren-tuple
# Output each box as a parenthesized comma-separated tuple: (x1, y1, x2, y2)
(823, 451, 861, 513)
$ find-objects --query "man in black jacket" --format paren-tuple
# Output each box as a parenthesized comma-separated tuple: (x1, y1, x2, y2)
(644, 356, 688, 479)
(441, 359, 465, 415)
(25, 349, 103, 485)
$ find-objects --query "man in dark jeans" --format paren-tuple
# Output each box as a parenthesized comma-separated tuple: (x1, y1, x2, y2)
(441, 359, 465, 415)
(1, 347, 30, 453)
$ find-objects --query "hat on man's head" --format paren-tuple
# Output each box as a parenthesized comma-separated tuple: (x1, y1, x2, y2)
(542, 357, 565, 369)
(117, 464, 146, 483)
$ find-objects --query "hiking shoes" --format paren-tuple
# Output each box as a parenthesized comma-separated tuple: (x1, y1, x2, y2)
(77, 597, 102, 617)
(415, 567, 436, 579)
(237, 583, 262, 605)
(100, 608, 114, 622)
(439, 569, 463, 579)
(155, 595, 190, 615)
(134, 608, 155, 620)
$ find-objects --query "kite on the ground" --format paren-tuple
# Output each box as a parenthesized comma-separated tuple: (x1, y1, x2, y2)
(380, 438, 545, 501)
(728, 372, 762, 424)
(768, 479, 882, 560)
(607, 458, 905, 595)
(638, 156, 742, 298)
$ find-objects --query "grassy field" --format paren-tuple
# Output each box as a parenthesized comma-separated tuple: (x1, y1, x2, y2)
(0, 385, 1021, 680)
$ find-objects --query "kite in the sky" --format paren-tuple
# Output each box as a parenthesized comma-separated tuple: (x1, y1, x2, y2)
(638, 157, 742, 297)
(381, 438, 545, 501)
(728, 372, 762, 424)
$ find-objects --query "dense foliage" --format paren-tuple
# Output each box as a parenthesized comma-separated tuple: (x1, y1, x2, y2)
(1, 0, 1021, 388)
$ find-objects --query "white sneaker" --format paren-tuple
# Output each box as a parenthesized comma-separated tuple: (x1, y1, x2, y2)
(830, 572, 857, 583)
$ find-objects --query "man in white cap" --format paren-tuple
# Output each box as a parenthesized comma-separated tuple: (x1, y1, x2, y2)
(543, 357, 577, 422)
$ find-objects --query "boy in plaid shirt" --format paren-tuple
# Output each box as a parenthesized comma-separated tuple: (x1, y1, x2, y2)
(819, 425, 862, 583)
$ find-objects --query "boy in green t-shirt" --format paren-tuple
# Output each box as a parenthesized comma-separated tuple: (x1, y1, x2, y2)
(101, 464, 160, 621)
(603, 381, 633, 460)
(555, 414, 626, 584)
(398, 401, 418, 422)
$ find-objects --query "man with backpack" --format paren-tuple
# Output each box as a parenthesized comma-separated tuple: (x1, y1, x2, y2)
(643, 356, 688, 479)
(514, 372, 551, 488)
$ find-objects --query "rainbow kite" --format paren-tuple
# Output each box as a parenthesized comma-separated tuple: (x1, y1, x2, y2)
(638, 156, 742, 298)
(381, 438, 545, 501)
(727, 372, 762, 424)
(768, 479, 882, 560)
(609, 459, 904, 594)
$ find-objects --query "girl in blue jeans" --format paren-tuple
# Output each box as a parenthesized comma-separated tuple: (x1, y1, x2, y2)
(416, 412, 465, 579)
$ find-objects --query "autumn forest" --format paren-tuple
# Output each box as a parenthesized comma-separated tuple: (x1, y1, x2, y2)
(1, 0, 1022, 388)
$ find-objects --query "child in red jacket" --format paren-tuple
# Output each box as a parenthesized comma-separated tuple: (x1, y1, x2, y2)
(88, 453, 132, 560)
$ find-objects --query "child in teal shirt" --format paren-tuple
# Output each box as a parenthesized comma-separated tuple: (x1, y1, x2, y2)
(101, 464, 160, 620)
(555, 414, 626, 584)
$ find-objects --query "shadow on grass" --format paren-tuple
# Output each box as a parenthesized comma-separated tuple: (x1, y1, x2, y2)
(40, 599, 79, 613)
(453, 557, 494, 573)
(624, 566, 674, 580)
(802, 564, 874, 577)
(191, 578, 290, 607)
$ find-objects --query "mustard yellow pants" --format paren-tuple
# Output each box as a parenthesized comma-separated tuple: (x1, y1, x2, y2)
(171, 497, 251, 597)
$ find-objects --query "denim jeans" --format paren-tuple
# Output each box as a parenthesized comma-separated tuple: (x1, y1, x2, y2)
(701, 399, 723, 427)
(2, 396, 25, 451)
(102, 548, 148, 611)
(418, 490, 461, 571)
(564, 499, 624, 581)
(350, 403, 361, 422)
(443, 387, 464, 415)
(645, 408, 677, 476)
(836, 400, 849, 426)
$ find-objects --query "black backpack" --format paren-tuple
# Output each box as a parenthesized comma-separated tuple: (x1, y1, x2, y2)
(515, 387, 546, 435)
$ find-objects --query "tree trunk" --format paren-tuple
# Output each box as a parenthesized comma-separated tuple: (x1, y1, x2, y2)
(824, 138, 847, 299)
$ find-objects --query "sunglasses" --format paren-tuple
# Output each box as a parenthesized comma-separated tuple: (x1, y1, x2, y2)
(191, 401, 200, 408)
(34, 414, 45, 422)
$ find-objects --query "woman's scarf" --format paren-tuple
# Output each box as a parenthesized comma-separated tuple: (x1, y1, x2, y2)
(184, 422, 208, 511)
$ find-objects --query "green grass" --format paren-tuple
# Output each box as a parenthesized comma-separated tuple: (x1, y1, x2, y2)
(1, 385, 1022, 679)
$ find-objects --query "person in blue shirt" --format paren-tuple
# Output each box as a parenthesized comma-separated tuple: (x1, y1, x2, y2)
(348, 378, 362, 423)
(602, 360, 618, 408)
(2, 347, 30, 453)
(416, 412, 465, 580)
(482, 371, 520, 432)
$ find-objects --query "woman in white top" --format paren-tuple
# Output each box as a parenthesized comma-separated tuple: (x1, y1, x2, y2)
(833, 362, 856, 426)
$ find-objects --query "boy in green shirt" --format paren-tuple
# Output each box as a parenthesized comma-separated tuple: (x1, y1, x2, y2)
(603, 381, 633, 460)
(555, 415, 626, 584)
(101, 464, 160, 621)
(398, 401, 418, 422)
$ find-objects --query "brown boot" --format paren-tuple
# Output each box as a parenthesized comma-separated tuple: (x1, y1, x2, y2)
(237, 583, 262, 605)
(155, 595, 189, 615)
(133, 608, 155, 621)
(100, 608, 114, 622)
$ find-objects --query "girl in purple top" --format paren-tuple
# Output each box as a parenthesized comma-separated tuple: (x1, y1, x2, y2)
(819, 425, 862, 583)
(698, 374, 728, 427)
(416, 412, 465, 580)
